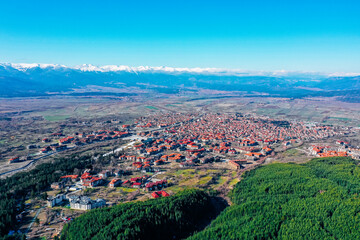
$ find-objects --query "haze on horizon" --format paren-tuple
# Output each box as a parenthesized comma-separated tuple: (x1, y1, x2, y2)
(0, 0, 360, 73)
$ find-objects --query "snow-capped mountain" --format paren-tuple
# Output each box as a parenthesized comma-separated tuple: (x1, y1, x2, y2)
(2, 63, 67, 71)
(0, 62, 359, 98)
(2, 62, 352, 77)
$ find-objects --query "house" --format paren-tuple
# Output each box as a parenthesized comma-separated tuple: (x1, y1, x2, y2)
(120, 155, 137, 161)
(262, 147, 273, 155)
(167, 153, 183, 162)
(134, 143, 144, 150)
(228, 149, 237, 154)
(138, 156, 147, 162)
(8, 156, 20, 164)
(229, 160, 247, 170)
(99, 170, 112, 179)
(51, 182, 65, 190)
(160, 190, 170, 197)
(47, 194, 66, 207)
(59, 136, 74, 145)
(179, 161, 195, 168)
(143, 164, 153, 172)
(81, 173, 104, 187)
(40, 146, 52, 153)
(122, 180, 131, 187)
(336, 140, 349, 146)
(240, 139, 257, 146)
(151, 190, 170, 198)
(131, 177, 143, 183)
(109, 178, 122, 188)
(114, 169, 123, 177)
(88, 177, 104, 187)
(244, 152, 262, 160)
(154, 159, 164, 165)
(311, 146, 323, 155)
(133, 162, 143, 170)
(145, 180, 167, 191)
(200, 157, 213, 164)
(69, 196, 106, 210)
(151, 192, 160, 198)
(60, 175, 79, 182)
(187, 142, 199, 150)
(80, 172, 92, 182)
(132, 182, 142, 188)
(145, 182, 155, 191)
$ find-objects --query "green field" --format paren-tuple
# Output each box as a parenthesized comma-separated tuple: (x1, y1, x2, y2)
(329, 116, 353, 121)
(283, 148, 301, 157)
(117, 187, 137, 193)
(145, 106, 158, 110)
(43, 115, 70, 121)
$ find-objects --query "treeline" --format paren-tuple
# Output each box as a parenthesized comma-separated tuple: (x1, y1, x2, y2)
(0, 155, 93, 239)
(189, 157, 360, 239)
(60, 189, 215, 240)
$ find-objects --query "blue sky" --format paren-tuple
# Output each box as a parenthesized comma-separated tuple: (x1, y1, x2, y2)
(0, 0, 359, 72)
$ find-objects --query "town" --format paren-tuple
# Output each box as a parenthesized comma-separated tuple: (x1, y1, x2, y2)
(5, 112, 360, 239)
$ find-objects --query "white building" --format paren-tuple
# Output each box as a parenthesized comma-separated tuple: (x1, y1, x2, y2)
(47, 194, 66, 207)
(68, 195, 106, 210)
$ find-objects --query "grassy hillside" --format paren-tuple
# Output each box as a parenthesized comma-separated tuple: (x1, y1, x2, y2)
(189, 157, 360, 239)
(60, 189, 216, 240)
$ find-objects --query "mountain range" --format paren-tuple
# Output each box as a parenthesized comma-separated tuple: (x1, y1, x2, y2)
(0, 63, 359, 100)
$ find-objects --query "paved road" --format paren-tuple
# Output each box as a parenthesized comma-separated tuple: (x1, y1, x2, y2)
(147, 171, 164, 181)
(103, 135, 147, 157)
(25, 206, 45, 235)
(0, 153, 56, 176)
(0, 147, 75, 177)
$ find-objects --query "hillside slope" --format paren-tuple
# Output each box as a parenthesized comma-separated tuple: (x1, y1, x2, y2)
(60, 189, 216, 240)
(189, 157, 360, 239)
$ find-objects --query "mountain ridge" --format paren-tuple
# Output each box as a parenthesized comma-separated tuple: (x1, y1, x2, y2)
(2, 62, 359, 77)
(0, 63, 359, 99)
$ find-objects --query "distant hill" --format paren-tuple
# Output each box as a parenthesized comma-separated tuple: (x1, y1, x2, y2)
(0, 63, 359, 100)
